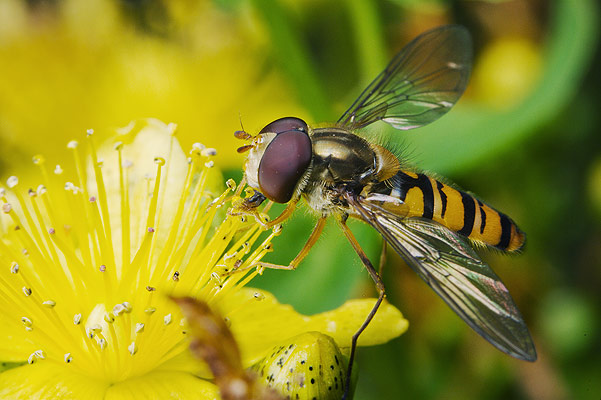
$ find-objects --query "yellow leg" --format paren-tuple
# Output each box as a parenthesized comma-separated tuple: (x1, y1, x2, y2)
(231, 216, 327, 274)
(264, 199, 298, 228)
(379, 240, 387, 277)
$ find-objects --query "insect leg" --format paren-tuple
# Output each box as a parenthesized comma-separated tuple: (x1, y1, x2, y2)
(336, 215, 386, 400)
(231, 216, 327, 274)
(264, 199, 299, 228)
(232, 193, 298, 228)
(379, 240, 388, 277)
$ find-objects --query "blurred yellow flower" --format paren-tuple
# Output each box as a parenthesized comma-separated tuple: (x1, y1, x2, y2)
(0, 0, 307, 173)
(0, 119, 406, 399)
(470, 37, 543, 110)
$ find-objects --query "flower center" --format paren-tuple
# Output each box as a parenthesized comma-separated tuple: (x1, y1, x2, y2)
(0, 124, 278, 384)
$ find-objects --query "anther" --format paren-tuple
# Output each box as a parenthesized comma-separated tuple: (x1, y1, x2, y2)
(10, 262, 19, 274)
(22, 287, 32, 296)
(201, 148, 217, 157)
(122, 302, 132, 313)
(148, 227, 155, 233)
(2, 204, 12, 214)
(67, 140, 79, 149)
(89, 196, 96, 202)
(86, 128, 94, 136)
(21, 317, 32, 327)
(204, 161, 214, 168)
(54, 165, 63, 175)
(64, 353, 73, 363)
(48, 228, 55, 235)
(28, 188, 36, 197)
(7, 176, 18, 188)
(135, 323, 145, 333)
(128, 342, 138, 355)
(42, 300, 56, 308)
(164, 314, 172, 325)
(146, 286, 156, 292)
(104, 313, 115, 323)
(172, 271, 180, 282)
(144, 307, 156, 314)
(37, 185, 47, 195)
(32, 155, 45, 165)
(114, 142, 124, 151)
(253, 292, 265, 301)
(73, 313, 82, 325)
(226, 179, 236, 190)
(192, 143, 205, 151)
(154, 157, 165, 166)
(99, 265, 106, 272)
(28, 351, 45, 364)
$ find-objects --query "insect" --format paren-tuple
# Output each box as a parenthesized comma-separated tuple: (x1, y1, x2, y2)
(235, 25, 536, 398)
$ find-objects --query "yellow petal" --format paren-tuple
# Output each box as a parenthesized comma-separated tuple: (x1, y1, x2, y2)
(105, 370, 219, 400)
(0, 363, 107, 400)
(220, 288, 407, 366)
(309, 299, 409, 347)
(89, 119, 190, 262)
(0, 316, 33, 362)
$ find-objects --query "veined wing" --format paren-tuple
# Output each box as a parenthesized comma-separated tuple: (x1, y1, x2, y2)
(338, 25, 472, 131)
(347, 193, 537, 361)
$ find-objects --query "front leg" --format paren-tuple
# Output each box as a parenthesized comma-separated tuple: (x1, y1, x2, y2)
(232, 189, 300, 229)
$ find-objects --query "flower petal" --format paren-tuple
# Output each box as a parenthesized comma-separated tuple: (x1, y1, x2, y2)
(219, 288, 407, 366)
(0, 317, 34, 362)
(0, 363, 107, 400)
(105, 370, 219, 400)
(307, 298, 409, 347)
(90, 119, 190, 262)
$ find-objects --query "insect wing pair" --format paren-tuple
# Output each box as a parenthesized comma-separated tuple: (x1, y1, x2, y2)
(337, 25, 536, 361)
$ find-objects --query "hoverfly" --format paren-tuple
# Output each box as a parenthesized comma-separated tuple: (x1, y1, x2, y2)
(234, 25, 536, 398)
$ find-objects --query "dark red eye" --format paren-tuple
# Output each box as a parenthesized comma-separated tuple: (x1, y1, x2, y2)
(258, 130, 312, 203)
(259, 117, 308, 134)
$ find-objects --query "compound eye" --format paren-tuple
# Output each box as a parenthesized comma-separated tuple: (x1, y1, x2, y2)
(259, 117, 308, 135)
(258, 130, 312, 203)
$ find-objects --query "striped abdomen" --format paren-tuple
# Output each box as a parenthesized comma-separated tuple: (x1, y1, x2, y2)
(383, 171, 525, 252)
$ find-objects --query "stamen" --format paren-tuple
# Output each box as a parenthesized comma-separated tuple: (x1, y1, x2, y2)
(0, 127, 280, 385)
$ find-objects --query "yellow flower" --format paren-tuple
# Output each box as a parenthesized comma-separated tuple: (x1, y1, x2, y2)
(0, 0, 307, 172)
(0, 119, 407, 399)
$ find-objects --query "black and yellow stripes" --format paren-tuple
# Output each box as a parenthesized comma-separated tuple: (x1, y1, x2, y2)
(388, 171, 525, 252)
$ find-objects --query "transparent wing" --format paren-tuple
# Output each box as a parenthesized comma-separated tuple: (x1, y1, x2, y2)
(347, 193, 537, 361)
(338, 25, 472, 131)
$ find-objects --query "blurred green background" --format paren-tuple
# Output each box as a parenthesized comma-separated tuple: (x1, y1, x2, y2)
(1, 0, 599, 399)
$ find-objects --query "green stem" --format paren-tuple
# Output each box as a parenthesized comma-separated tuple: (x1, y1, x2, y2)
(345, 0, 387, 85)
(251, 0, 331, 121)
